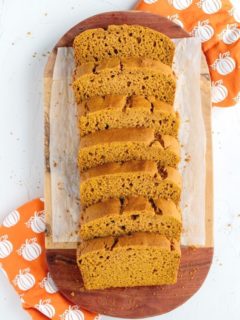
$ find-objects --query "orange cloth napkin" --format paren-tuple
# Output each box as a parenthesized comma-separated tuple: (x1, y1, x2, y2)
(135, 0, 240, 107)
(0, 199, 97, 320)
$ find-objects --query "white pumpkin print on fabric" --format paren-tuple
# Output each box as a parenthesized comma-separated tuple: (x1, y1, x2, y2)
(143, 0, 158, 3)
(211, 80, 228, 103)
(17, 238, 42, 261)
(211, 52, 236, 75)
(167, 14, 184, 28)
(169, 0, 192, 10)
(197, 0, 222, 14)
(60, 305, 85, 320)
(219, 24, 240, 45)
(35, 299, 56, 318)
(26, 210, 45, 234)
(40, 272, 58, 294)
(2, 210, 20, 228)
(0, 235, 13, 258)
(233, 92, 240, 103)
(0, 263, 8, 278)
(191, 20, 214, 42)
(229, 6, 240, 23)
(13, 268, 35, 291)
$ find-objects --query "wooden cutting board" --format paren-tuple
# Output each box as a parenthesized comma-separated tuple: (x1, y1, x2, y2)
(44, 11, 213, 318)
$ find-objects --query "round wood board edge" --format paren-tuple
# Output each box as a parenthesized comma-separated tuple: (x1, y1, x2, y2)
(44, 11, 214, 318)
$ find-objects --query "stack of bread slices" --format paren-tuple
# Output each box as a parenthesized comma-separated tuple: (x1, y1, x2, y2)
(72, 25, 182, 290)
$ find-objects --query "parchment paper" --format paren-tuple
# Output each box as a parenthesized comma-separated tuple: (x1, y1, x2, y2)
(49, 38, 206, 246)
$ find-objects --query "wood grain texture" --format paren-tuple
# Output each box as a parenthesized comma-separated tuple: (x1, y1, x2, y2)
(47, 247, 213, 318)
(44, 11, 214, 317)
(57, 11, 186, 45)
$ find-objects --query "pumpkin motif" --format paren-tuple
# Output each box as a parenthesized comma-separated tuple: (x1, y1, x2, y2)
(17, 238, 42, 261)
(13, 268, 35, 291)
(35, 299, 56, 318)
(40, 272, 58, 294)
(3, 210, 20, 228)
(219, 24, 240, 45)
(169, 0, 192, 10)
(26, 210, 45, 233)
(229, 7, 240, 23)
(233, 92, 240, 103)
(211, 52, 236, 75)
(197, 0, 222, 14)
(191, 20, 214, 42)
(0, 235, 13, 258)
(0, 263, 8, 278)
(167, 14, 184, 28)
(60, 306, 85, 320)
(143, 0, 158, 3)
(211, 80, 228, 103)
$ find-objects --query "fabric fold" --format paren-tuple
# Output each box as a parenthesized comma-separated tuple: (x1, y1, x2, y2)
(0, 198, 96, 320)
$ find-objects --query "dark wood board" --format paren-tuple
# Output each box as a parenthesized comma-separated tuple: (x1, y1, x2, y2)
(44, 11, 214, 318)
(46, 247, 213, 318)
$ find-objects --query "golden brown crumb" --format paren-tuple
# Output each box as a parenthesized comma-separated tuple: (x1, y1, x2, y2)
(78, 95, 179, 137)
(72, 57, 176, 104)
(184, 155, 191, 162)
(78, 128, 180, 171)
(78, 232, 180, 290)
(73, 25, 175, 66)
(80, 197, 182, 241)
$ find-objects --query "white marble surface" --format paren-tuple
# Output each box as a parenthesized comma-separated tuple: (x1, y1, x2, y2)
(0, 0, 240, 319)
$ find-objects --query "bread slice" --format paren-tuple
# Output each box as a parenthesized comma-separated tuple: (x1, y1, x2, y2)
(80, 160, 181, 207)
(73, 24, 175, 66)
(77, 232, 181, 290)
(80, 197, 182, 241)
(78, 95, 180, 137)
(72, 57, 176, 104)
(78, 128, 180, 171)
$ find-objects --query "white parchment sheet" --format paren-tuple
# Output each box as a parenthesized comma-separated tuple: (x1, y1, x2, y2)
(49, 38, 206, 245)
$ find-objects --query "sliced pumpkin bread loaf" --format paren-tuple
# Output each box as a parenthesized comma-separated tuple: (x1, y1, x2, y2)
(78, 95, 180, 137)
(72, 57, 176, 104)
(77, 232, 181, 290)
(80, 196, 182, 241)
(73, 24, 175, 67)
(78, 128, 180, 171)
(80, 160, 182, 207)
